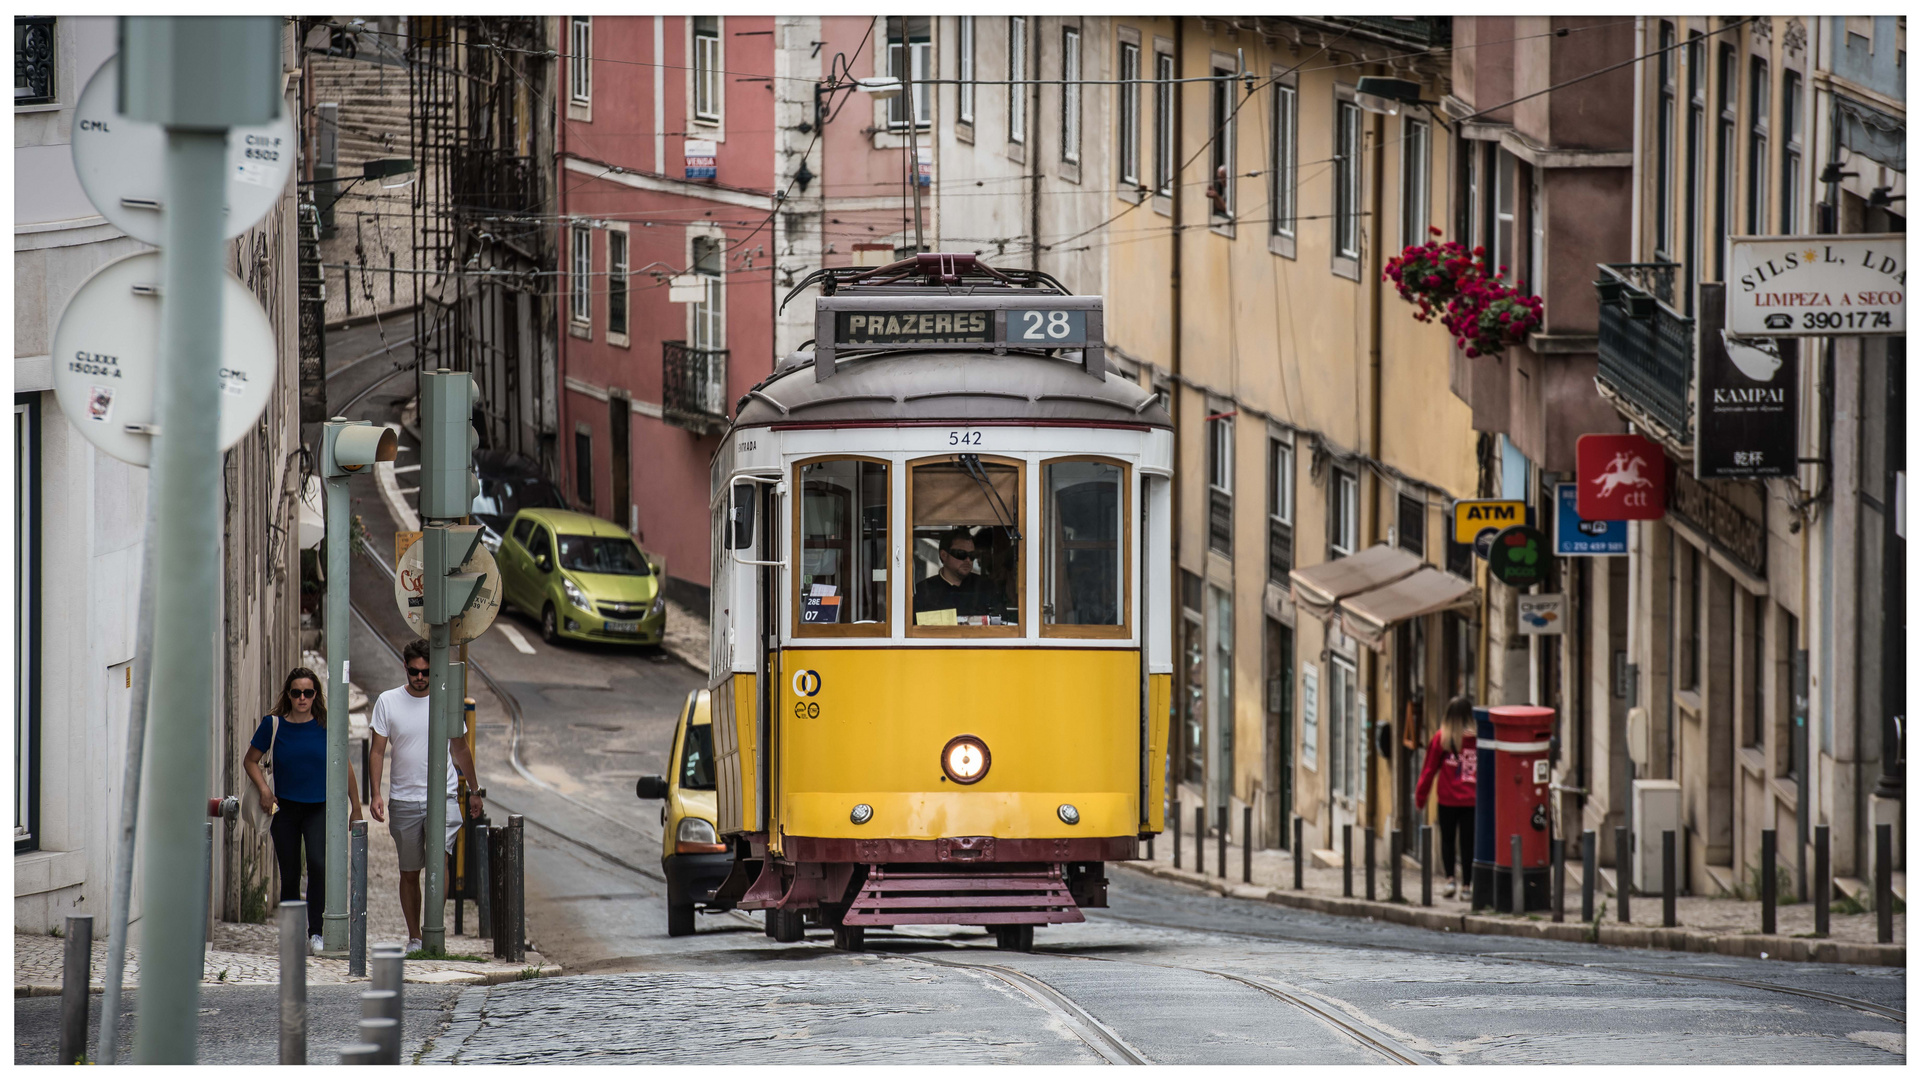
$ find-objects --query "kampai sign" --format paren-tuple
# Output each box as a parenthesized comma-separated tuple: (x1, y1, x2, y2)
(1576, 433, 1666, 520)
(1728, 235, 1905, 336)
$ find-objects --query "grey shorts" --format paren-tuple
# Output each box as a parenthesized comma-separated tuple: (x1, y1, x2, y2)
(387, 798, 463, 872)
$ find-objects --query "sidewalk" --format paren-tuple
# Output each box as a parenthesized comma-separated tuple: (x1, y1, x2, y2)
(17, 789, 558, 997)
(1128, 834, 1904, 967)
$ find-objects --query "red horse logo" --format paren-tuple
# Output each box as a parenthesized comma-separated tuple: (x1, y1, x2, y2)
(1591, 452, 1653, 501)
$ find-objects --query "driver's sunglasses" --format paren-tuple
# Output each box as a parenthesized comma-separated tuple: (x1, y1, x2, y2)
(944, 548, 977, 561)
(289, 688, 317, 699)
(406, 666, 430, 678)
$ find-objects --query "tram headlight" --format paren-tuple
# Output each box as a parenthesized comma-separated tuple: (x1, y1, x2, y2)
(1057, 804, 1080, 826)
(941, 735, 990, 785)
(850, 803, 874, 825)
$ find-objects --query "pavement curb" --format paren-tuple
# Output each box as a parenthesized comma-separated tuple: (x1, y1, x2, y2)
(17, 964, 563, 997)
(1123, 862, 1906, 968)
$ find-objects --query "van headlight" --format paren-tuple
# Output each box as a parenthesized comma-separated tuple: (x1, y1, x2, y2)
(676, 818, 717, 845)
(563, 578, 590, 610)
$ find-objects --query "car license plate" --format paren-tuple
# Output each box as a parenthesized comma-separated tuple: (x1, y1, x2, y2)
(604, 619, 640, 634)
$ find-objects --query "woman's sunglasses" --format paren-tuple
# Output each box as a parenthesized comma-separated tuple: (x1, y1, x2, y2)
(289, 688, 317, 699)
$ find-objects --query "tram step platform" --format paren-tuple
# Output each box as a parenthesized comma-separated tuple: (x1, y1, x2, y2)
(843, 863, 1087, 927)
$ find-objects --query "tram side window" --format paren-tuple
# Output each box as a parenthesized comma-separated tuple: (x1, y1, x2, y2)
(1042, 460, 1125, 632)
(796, 459, 889, 633)
(909, 457, 1021, 631)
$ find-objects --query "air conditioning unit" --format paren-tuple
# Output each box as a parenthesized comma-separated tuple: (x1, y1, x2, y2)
(1632, 779, 1682, 894)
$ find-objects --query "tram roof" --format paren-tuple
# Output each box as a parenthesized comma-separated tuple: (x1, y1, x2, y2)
(729, 349, 1173, 432)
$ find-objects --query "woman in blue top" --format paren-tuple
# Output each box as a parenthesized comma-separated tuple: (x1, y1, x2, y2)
(243, 666, 363, 954)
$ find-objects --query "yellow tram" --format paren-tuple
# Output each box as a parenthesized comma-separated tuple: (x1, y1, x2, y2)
(701, 255, 1172, 950)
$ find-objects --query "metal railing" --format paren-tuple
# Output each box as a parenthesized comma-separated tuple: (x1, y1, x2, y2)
(1208, 489, 1233, 555)
(1595, 262, 1692, 440)
(1267, 518, 1293, 583)
(662, 340, 729, 433)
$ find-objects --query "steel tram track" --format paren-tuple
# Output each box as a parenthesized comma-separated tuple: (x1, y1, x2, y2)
(1095, 880, 1906, 1025)
(895, 952, 1151, 1065)
(330, 335, 419, 416)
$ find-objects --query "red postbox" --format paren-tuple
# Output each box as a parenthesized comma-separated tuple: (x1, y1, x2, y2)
(1487, 705, 1554, 910)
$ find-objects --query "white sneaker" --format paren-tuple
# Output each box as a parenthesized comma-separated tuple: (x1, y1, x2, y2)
(1442, 881, 1458, 899)
(309, 934, 324, 955)
(406, 937, 423, 954)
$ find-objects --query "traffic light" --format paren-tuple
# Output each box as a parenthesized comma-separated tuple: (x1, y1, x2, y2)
(419, 368, 480, 521)
(422, 524, 487, 625)
(321, 417, 397, 477)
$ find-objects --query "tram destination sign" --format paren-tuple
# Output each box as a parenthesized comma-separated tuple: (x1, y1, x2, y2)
(1727, 234, 1905, 336)
(837, 309, 994, 345)
(815, 294, 1107, 379)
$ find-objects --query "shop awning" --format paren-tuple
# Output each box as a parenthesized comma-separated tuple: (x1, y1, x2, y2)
(1339, 566, 1479, 651)
(1287, 545, 1421, 622)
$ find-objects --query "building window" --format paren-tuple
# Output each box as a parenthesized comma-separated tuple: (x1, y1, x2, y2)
(888, 17, 931, 130)
(796, 458, 891, 636)
(1655, 21, 1675, 257)
(1268, 436, 1294, 583)
(909, 456, 1023, 634)
(574, 427, 594, 507)
(1746, 59, 1770, 235)
(15, 16, 55, 106)
(1208, 67, 1235, 220)
(1528, 170, 1545, 296)
(1780, 69, 1802, 234)
(1334, 99, 1362, 258)
(1685, 32, 1705, 307)
(1007, 17, 1026, 144)
(568, 17, 591, 106)
(1182, 571, 1204, 785)
(1744, 593, 1767, 748)
(1716, 44, 1737, 281)
(15, 399, 39, 852)
(1329, 467, 1358, 557)
(1117, 41, 1140, 186)
(1272, 81, 1297, 239)
(1207, 413, 1233, 555)
(1328, 655, 1359, 799)
(690, 235, 725, 351)
(1400, 115, 1430, 252)
(1779, 611, 1799, 777)
(1210, 584, 1235, 808)
(607, 230, 629, 338)
(1397, 492, 1425, 555)
(1494, 148, 1518, 278)
(569, 224, 591, 328)
(1677, 537, 1701, 692)
(1061, 27, 1082, 163)
(1153, 51, 1174, 196)
(957, 16, 975, 125)
(694, 16, 721, 123)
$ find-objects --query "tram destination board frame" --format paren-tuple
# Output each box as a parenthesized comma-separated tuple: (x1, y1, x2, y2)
(814, 294, 1106, 380)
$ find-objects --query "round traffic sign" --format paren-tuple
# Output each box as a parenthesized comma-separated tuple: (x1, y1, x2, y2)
(50, 251, 278, 467)
(395, 539, 503, 645)
(71, 56, 295, 244)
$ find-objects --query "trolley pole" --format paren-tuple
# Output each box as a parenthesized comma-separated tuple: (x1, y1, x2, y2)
(119, 16, 282, 1063)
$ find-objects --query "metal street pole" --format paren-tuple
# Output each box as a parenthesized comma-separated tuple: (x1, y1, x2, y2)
(423, 619, 453, 953)
(119, 16, 282, 1064)
(323, 461, 352, 953)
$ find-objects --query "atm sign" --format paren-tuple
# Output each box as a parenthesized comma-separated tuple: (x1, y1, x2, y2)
(1452, 499, 1527, 544)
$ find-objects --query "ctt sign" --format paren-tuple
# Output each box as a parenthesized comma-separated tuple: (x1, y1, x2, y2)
(1576, 433, 1667, 520)
(1728, 235, 1905, 336)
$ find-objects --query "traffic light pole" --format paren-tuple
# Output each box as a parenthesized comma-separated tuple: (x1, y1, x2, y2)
(120, 17, 283, 1063)
(422, 611, 453, 953)
(321, 458, 351, 954)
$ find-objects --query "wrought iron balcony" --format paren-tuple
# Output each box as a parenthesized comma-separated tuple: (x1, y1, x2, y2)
(1208, 489, 1232, 556)
(1595, 262, 1692, 442)
(1318, 16, 1452, 47)
(662, 340, 729, 434)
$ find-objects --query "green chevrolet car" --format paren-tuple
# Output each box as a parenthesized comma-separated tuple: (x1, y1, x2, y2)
(497, 508, 666, 645)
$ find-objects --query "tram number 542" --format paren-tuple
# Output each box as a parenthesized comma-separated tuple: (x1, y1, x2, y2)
(948, 430, 983, 446)
(1013, 308, 1087, 344)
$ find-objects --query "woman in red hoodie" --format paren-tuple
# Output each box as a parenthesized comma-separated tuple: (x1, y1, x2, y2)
(1415, 696, 1477, 898)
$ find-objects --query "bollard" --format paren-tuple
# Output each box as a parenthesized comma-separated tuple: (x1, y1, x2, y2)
(1581, 830, 1596, 923)
(278, 901, 308, 1065)
(1813, 825, 1831, 938)
(371, 943, 404, 1022)
(1342, 825, 1353, 898)
(1364, 829, 1376, 901)
(1292, 816, 1304, 890)
(361, 988, 400, 1028)
(507, 815, 527, 963)
(1616, 825, 1632, 922)
(489, 827, 507, 958)
(1217, 807, 1228, 880)
(1551, 838, 1565, 923)
(1875, 823, 1893, 945)
(339, 1043, 382, 1065)
(349, 820, 368, 977)
(1195, 806, 1206, 877)
(1242, 806, 1253, 885)
(1510, 834, 1523, 915)
(358, 1017, 400, 1065)
(1760, 829, 1777, 935)
(474, 816, 492, 940)
(1172, 800, 1182, 870)
(1661, 830, 1677, 928)
(1389, 829, 1403, 903)
(1413, 818, 1428, 903)
(203, 821, 215, 951)
(60, 914, 94, 1065)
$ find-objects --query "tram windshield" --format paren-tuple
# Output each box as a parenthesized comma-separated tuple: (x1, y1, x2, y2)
(910, 457, 1021, 632)
(796, 458, 889, 632)
(1042, 460, 1125, 630)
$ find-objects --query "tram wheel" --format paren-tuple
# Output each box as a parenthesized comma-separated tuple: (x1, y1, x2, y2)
(832, 925, 865, 951)
(993, 925, 1034, 952)
(666, 902, 696, 938)
(768, 908, 805, 943)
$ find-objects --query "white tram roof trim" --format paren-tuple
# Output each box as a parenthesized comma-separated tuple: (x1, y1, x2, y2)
(731, 349, 1172, 432)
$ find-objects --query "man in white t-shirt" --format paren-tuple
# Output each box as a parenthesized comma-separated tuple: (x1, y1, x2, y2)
(368, 638, 484, 952)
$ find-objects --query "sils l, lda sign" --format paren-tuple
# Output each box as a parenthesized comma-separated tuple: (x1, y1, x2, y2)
(1576, 433, 1667, 520)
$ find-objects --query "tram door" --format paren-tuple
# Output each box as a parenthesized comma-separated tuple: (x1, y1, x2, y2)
(756, 482, 781, 837)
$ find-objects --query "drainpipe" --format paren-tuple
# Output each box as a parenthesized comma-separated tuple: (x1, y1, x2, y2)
(1367, 100, 1387, 834)
(1168, 16, 1184, 796)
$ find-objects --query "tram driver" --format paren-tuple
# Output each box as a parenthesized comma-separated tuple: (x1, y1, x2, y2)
(913, 527, 1008, 623)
